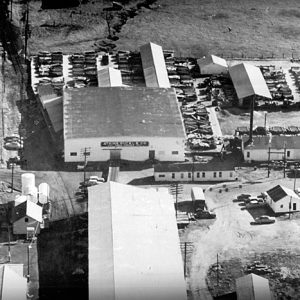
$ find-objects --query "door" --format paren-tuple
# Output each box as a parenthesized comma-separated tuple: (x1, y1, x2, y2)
(110, 149, 121, 160)
(149, 150, 155, 160)
(293, 203, 297, 211)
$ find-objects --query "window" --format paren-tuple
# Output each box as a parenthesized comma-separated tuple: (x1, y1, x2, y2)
(181, 173, 184, 179)
(246, 152, 250, 158)
(70, 152, 77, 156)
(230, 172, 233, 177)
(172, 173, 175, 179)
(280, 204, 283, 208)
(287, 151, 290, 158)
(25, 217, 28, 223)
(158, 174, 165, 178)
(213, 172, 217, 178)
(172, 151, 179, 155)
(188, 173, 191, 179)
(219, 172, 222, 178)
(202, 172, 205, 178)
(197, 172, 200, 178)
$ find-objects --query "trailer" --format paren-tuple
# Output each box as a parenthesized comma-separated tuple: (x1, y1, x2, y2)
(191, 187, 206, 211)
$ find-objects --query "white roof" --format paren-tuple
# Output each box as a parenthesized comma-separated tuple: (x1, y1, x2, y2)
(236, 273, 271, 300)
(15, 200, 43, 223)
(197, 55, 228, 68)
(0, 264, 27, 300)
(88, 182, 187, 300)
(229, 63, 272, 99)
(140, 42, 171, 88)
(98, 67, 123, 87)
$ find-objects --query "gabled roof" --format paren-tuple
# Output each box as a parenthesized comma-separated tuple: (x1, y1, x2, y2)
(13, 200, 43, 223)
(197, 55, 228, 68)
(98, 67, 123, 87)
(154, 157, 236, 173)
(88, 182, 187, 300)
(63, 87, 185, 139)
(229, 63, 271, 99)
(266, 185, 300, 202)
(242, 135, 300, 150)
(236, 273, 271, 300)
(0, 264, 27, 300)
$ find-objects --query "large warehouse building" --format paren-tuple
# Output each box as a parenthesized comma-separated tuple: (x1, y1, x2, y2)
(63, 86, 186, 162)
(88, 182, 187, 300)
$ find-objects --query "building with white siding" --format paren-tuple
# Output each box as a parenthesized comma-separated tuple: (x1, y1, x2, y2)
(154, 157, 237, 182)
(197, 55, 228, 75)
(242, 135, 300, 162)
(140, 42, 171, 88)
(88, 182, 187, 300)
(266, 185, 300, 214)
(63, 86, 186, 162)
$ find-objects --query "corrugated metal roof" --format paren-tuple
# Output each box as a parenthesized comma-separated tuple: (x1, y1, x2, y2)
(63, 86, 185, 139)
(243, 135, 300, 150)
(229, 63, 271, 99)
(88, 182, 187, 300)
(197, 55, 228, 68)
(266, 185, 300, 202)
(140, 42, 171, 88)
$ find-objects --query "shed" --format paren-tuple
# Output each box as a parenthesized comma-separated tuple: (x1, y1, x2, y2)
(236, 273, 271, 300)
(97, 67, 123, 87)
(0, 264, 27, 300)
(197, 55, 228, 75)
(229, 63, 271, 106)
(266, 185, 300, 213)
(12, 200, 43, 235)
(140, 42, 170, 88)
(88, 182, 187, 300)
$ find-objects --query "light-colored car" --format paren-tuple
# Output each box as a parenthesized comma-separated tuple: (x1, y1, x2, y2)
(251, 215, 275, 225)
(88, 176, 105, 183)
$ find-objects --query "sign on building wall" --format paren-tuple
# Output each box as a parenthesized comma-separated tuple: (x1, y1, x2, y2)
(101, 141, 149, 147)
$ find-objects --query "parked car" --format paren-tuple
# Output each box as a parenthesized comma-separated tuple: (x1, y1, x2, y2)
(236, 194, 252, 201)
(194, 208, 216, 219)
(4, 141, 23, 151)
(245, 199, 265, 208)
(251, 215, 275, 225)
(89, 176, 105, 183)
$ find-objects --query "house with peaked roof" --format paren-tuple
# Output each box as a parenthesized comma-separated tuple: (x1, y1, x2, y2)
(197, 55, 228, 75)
(266, 185, 300, 214)
(88, 182, 187, 300)
(236, 273, 272, 300)
(12, 200, 43, 235)
(0, 264, 27, 300)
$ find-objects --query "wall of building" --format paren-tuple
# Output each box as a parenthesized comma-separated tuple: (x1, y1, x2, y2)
(13, 217, 40, 235)
(243, 148, 300, 162)
(267, 196, 300, 213)
(64, 136, 185, 162)
(154, 170, 237, 182)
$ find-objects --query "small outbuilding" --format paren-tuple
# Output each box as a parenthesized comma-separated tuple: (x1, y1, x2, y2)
(97, 67, 123, 87)
(197, 55, 228, 75)
(236, 273, 272, 300)
(266, 185, 300, 214)
(12, 200, 43, 235)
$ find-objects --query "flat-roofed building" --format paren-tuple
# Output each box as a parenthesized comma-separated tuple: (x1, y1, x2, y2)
(140, 42, 170, 88)
(88, 182, 187, 300)
(63, 86, 186, 162)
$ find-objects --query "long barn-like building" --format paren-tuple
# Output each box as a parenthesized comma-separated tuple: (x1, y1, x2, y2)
(63, 86, 186, 162)
(88, 182, 187, 300)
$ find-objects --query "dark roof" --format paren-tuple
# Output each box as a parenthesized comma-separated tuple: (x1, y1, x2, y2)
(243, 135, 300, 150)
(266, 185, 299, 202)
(63, 87, 185, 139)
(154, 157, 236, 172)
(38, 84, 57, 100)
(12, 201, 27, 222)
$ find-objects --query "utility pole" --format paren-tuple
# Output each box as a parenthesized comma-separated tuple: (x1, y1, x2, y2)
(24, 0, 29, 59)
(267, 147, 271, 177)
(27, 244, 31, 282)
(10, 162, 14, 193)
(83, 147, 89, 183)
(184, 242, 187, 278)
(283, 142, 287, 178)
(267, 147, 287, 178)
(169, 183, 183, 218)
(216, 253, 219, 296)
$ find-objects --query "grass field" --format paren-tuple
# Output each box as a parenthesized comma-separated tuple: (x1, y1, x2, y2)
(14, 0, 300, 57)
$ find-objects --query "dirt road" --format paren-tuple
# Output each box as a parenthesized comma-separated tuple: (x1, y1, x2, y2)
(186, 176, 300, 299)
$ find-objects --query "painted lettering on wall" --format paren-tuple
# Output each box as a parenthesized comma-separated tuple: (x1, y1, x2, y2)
(101, 141, 149, 147)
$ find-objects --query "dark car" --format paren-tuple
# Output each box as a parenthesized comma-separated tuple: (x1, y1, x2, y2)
(251, 215, 275, 225)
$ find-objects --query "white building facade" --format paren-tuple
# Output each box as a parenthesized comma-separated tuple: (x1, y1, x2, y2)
(197, 55, 228, 75)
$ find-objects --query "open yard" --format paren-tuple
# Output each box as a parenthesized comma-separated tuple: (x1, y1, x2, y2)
(10, 0, 300, 58)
